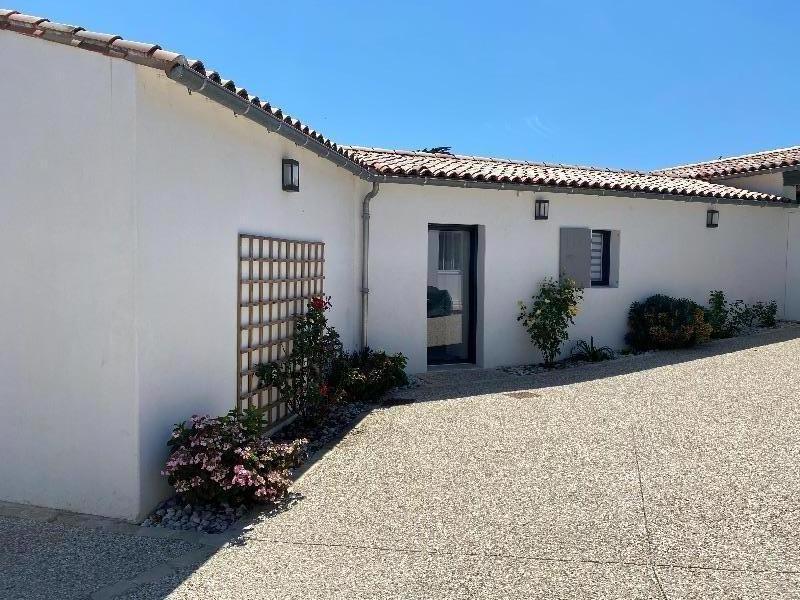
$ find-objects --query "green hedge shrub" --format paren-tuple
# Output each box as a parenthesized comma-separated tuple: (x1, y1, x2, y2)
(626, 294, 712, 351)
(329, 348, 408, 403)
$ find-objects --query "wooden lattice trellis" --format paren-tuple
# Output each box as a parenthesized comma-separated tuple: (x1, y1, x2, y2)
(237, 233, 325, 427)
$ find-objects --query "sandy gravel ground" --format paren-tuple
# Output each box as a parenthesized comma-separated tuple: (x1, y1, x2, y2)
(3, 326, 799, 599)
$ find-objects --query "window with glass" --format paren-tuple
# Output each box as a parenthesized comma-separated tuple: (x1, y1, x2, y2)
(590, 230, 611, 286)
(427, 225, 477, 364)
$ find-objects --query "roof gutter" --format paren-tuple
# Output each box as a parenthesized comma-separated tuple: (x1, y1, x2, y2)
(360, 182, 380, 350)
(167, 64, 372, 180)
(371, 174, 795, 207)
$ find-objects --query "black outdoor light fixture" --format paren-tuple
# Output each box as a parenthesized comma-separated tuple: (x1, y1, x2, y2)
(706, 208, 719, 228)
(535, 198, 550, 220)
(282, 158, 300, 192)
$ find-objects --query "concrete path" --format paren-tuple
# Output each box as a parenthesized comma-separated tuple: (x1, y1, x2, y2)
(3, 327, 800, 599)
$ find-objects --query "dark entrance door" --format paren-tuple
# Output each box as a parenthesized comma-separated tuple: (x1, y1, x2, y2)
(427, 224, 477, 365)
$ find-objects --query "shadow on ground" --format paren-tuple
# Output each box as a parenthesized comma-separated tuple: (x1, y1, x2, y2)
(3, 325, 799, 599)
(393, 325, 800, 404)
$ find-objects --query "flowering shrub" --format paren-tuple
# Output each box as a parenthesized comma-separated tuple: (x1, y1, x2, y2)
(626, 294, 712, 351)
(162, 408, 307, 505)
(517, 277, 583, 366)
(329, 348, 408, 403)
(255, 296, 342, 424)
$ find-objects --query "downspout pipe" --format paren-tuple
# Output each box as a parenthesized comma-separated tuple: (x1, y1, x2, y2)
(361, 181, 381, 349)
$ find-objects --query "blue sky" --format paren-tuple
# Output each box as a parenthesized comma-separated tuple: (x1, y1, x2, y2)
(13, 1, 800, 170)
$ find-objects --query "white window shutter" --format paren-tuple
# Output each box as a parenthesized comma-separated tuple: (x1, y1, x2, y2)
(559, 227, 591, 288)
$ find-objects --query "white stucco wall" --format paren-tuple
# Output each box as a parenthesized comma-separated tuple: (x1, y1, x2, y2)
(718, 172, 796, 201)
(132, 67, 363, 515)
(367, 185, 791, 373)
(3, 27, 799, 520)
(0, 33, 363, 520)
(0, 34, 140, 518)
(786, 212, 800, 320)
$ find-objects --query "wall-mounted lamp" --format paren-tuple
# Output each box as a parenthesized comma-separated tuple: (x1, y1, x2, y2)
(534, 198, 549, 220)
(282, 158, 300, 192)
(706, 208, 719, 228)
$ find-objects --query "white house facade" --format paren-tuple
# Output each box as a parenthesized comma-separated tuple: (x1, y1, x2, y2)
(2, 9, 800, 520)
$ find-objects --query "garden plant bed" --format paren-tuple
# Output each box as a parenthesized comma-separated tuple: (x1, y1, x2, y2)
(139, 402, 371, 534)
(140, 296, 411, 535)
(500, 321, 795, 377)
(139, 401, 371, 534)
(139, 380, 419, 534)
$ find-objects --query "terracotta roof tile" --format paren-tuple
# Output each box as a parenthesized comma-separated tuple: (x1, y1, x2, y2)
(343, 147, 787, 202)
(73, 29, 121, 47)
(0, 8, 793, 204)
(110, 39, 161, 56)
(37, 20, 82, 35)
(656, 146, 800, 180)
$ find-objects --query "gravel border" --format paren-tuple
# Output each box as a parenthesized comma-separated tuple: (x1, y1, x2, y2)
(500, 322, 795, 377)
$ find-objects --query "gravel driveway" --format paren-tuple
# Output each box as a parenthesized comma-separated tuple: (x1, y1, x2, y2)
(3, 327, 800, 599)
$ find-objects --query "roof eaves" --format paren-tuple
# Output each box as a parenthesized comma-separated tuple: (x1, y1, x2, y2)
(655, 145, 800, 181)
(1, 8, 796, 206)
(347, 148, 791, 204)
(167, 62, 371, 179)
(370, 172, 792, 206)
(0, 8, 371, 178)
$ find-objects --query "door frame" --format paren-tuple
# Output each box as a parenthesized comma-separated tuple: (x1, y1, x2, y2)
(427, 223, 478, 365)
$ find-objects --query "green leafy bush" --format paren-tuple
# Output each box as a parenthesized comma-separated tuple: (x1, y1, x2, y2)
(256, 296, 409, 424)
(707, 290, 777, 337)
(706, 290, 754, 338)
(706, 290, 732, 338)
(752, 300, 778, 328)
(728, 299, 754, 333)
(626, 294, 712, 351)
(255, 296, 342, 424)
(518, 277, 583, 366)
(572, 337, 614, 362)
(329, 348, 409, 403)
(163, 408, 306, 505)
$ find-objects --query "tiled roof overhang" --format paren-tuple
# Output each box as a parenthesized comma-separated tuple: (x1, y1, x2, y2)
(656, 146, 800, 181)
(344, 147, 791, 205)
(0, 8, 794, 206)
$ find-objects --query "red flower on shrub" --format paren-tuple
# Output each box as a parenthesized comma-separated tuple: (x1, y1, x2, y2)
(309, 295, 331, 312)
(319, 383, 330, 398)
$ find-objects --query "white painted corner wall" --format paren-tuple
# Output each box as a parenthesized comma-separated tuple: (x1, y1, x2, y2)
(0, 33, 140, 519)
